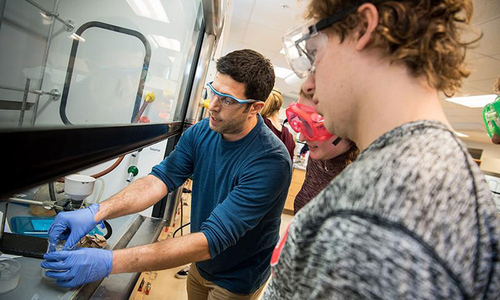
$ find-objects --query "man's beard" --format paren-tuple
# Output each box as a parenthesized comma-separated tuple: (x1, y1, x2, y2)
(210, 112, 247, 135)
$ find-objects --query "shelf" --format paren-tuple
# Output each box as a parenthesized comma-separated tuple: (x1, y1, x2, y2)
(0, 122, 182, 198)
(0, 99, 35, 110)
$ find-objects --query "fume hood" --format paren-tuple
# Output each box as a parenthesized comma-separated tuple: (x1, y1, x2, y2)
(0, 0, 224, 298)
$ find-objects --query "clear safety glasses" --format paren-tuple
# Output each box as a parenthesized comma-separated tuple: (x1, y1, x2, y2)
(286, 102, 333, 141)
(282, 1, 383, 78)
(206, 81, 259, 107)
(282, 22, 327, 79)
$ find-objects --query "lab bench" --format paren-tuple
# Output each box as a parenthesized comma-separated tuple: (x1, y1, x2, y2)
(1, 203, 165, 299)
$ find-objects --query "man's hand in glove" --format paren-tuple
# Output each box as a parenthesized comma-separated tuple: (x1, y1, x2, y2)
(48, 204, 101, 250)
(41, 248, 113, 288)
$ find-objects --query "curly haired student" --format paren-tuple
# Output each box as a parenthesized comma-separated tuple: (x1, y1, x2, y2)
(264, 0, 500, 299)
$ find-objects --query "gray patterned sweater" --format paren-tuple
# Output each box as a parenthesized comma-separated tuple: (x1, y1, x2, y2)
(263, 121, 500, 299)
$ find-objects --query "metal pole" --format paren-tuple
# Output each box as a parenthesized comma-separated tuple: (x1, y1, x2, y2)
(18, 78, 30, 127)
(30, 0, 60, 126)
(0, 0, 7, 32)
(0, 85, 60, 97)
(7, 197, 44, 206)
(0, 202, 8, 241)
(185, 33, 215, 124)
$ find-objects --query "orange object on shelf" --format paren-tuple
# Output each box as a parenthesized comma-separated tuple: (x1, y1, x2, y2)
(137, 278, 145, 292)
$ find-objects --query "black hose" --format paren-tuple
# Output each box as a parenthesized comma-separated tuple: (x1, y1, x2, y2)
(48, 182, 57, 202)
(103, 220, 112, 239)
(173, 222, 190, 238)
(180, 195, 184, 236)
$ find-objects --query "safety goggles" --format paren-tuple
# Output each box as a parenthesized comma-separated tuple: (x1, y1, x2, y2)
(206, 81, 259, 107)
(286, 102, 333, 141)
(282, 0, 389, 78)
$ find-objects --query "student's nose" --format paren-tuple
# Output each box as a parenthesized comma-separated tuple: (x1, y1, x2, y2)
(302, 75, 316, 103)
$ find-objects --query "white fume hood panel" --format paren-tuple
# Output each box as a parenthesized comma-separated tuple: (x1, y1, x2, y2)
(79, 138, 169, 217)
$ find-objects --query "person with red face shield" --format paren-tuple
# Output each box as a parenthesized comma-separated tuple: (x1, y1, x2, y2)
(288, 87, 358, 214)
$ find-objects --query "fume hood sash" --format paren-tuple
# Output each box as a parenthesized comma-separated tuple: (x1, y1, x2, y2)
(0, 122, 182, 199)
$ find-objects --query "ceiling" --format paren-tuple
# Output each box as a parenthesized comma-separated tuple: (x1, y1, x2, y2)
(218, 0, 500, 145)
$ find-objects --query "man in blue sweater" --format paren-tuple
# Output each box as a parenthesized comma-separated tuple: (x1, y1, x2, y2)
(42, 49, 292, 299)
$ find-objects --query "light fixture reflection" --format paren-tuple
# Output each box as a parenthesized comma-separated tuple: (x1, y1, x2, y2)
(149, 35, 180, 51)
(454, 131, 469, 138)
(126, 0, 170, 23)
(69, 33, 86, 42)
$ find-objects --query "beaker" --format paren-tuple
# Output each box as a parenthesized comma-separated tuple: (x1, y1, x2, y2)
(0, 258, 20, 294)
(41, 240, 65, 281)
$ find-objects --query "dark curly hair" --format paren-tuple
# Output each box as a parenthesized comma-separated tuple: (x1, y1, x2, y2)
(306, 0, 481, 96)
(216, 49, 275, 102)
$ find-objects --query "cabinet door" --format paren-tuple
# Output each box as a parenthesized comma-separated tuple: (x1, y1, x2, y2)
(284, 169, 306, 213)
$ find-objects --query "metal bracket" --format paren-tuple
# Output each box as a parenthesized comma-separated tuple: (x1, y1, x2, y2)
(48, 88, 61, 101)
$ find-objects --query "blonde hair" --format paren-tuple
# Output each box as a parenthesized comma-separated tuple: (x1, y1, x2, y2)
(299, 89, 313, 101)
(261, 89, 283, 118)
(306, 0, 480, 96)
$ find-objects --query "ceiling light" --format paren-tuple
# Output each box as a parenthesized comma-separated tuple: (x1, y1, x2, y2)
(445, 94, 497, 108)
(454, 131, 469, 138)
(274, 66, 294, 79)
(284, 73, 303, 86)
(279, 48, 285, 55)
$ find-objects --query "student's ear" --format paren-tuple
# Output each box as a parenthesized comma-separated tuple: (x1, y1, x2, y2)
(355, 3, 379, 51)
(251, 102, 265, 115)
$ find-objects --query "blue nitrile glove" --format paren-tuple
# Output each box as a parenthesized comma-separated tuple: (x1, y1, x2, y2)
(48, 203, 101, 250)
(41, 248, 113, 288)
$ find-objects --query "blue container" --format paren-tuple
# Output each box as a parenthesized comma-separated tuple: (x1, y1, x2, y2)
(10, 216, 103, 238)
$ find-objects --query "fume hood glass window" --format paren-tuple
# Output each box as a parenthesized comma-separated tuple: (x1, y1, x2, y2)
(0, 0, 202, 127)
(0, 0, 57, 128)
